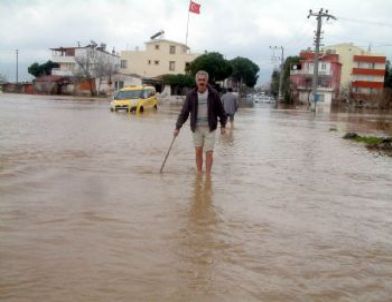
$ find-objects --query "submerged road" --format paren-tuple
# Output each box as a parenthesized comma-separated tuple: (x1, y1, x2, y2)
(1, 94, 392, 301)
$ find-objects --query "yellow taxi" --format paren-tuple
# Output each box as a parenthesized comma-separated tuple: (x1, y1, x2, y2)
(110, 85, 158, 113)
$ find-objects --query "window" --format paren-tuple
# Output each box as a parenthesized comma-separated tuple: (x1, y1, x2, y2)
(148, 60, 151, 65)
(154, 60, 159, 65)
(114, 89, 143, 100)
(318, 78, 329, 88)
(120, 60, 127, 69)
(155, 45, 159, 50)
(169, 61, 175, 71)
(371, 63, 376, 69)
(170, 45, 176, 54)
(321, 63, 327, 70)
(114, 81, 124, 90)
(64, 63, 74, 70)
(317, 93, 325, 102)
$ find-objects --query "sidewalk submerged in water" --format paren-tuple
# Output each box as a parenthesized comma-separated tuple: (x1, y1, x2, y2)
(0, 92, 111, 102)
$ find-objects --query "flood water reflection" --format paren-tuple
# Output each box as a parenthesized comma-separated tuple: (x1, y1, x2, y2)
(1, 94, 392, 301)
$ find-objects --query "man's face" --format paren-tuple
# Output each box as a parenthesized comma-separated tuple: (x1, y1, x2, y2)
(196, 75, 208, 91)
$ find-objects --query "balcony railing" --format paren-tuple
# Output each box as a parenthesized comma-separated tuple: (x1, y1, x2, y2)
(51, 68, 73, 76)
(290, 69, 331, 76)
(51, 55, 75, 64)
(296, 85, 334, 91)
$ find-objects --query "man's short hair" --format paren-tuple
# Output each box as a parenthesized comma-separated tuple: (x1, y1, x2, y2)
(195, 70, 209, 81)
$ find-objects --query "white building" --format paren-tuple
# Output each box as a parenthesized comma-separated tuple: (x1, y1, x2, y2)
(51, 44, 120, 77)
(120, 38, 200, 78)
(50, 44, 143, 94)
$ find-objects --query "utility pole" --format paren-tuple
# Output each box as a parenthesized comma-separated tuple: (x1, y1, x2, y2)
(307, 9, 336, 111)
(16, 49, 19, 84)
(270, 46, 284, 101)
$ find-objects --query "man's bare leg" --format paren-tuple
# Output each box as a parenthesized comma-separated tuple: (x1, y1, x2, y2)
(195, 147, 203, 174)
(205, 151, 213, 175)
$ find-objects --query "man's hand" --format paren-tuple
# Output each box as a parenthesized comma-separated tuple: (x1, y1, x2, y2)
(221, 128, 226, 135)
(174, 129, 180, 137)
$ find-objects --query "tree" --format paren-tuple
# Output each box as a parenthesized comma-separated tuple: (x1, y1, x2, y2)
(281, 56, 300, 103)
(270, 56, 300, 103)
(383, 60, 392, 109)
(94, 55, 119, 93)
(230, 57, 259, 88)
(385, 60, 392, 89)
(74, 45, 119, 96)
(162, 74, 195, 95)
(28, 60, 59, 77)
(74, 48, 97, 96)
(187, 52, 232, 83)
(162, 74, 195, 87)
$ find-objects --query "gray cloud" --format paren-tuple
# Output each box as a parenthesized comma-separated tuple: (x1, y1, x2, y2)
(1, 0, 391, 83)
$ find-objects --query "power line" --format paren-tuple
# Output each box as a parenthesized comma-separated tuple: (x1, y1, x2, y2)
(285, 21, 312, 47)
(337, 16, 392, 28)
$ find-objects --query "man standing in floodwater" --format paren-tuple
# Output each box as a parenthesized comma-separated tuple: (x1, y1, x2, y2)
(174, 70, 227, 175)
(221, 88, 239, 126)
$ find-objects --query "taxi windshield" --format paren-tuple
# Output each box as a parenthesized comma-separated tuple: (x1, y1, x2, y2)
(114, 90, 143, 100)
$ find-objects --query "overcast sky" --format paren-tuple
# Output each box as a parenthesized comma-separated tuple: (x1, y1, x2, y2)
(1, 0, 391, 84)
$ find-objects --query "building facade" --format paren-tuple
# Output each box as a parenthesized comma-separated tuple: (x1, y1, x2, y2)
(120, 39, 200, 78)
(49, 44, 143, 95)
(290, 51, 342, 105)
(51, 44, 120, 77)
(351, 54, 386, 97)
(322, 43, 386, 97)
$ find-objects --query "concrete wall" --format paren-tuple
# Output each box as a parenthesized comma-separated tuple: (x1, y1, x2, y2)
(299, 90, 332, 105)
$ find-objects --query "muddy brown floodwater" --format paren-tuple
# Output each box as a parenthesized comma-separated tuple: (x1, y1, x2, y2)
(1, 94, 392, 301)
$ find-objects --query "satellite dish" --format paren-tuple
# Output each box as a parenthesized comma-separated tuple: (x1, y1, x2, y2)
(150, 30, 165, 40)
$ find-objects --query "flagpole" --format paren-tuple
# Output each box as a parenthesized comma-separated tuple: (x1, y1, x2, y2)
(185, 2, 190, 48)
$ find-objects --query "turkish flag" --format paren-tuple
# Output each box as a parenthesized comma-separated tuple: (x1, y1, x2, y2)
(189, 1, 201, 14)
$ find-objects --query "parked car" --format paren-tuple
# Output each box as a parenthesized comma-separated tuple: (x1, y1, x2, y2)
(110, 85, 158, 113)
(255, 95, 275, 104)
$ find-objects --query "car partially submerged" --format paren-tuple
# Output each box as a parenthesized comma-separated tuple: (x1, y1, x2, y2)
(110, 85, 158, 113)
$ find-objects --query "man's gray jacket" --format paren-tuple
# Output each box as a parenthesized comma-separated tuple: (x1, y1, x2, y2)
(221, 92, 238, 115)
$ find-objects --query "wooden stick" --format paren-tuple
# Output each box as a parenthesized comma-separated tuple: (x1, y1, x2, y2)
(159, 136, 177, 173)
